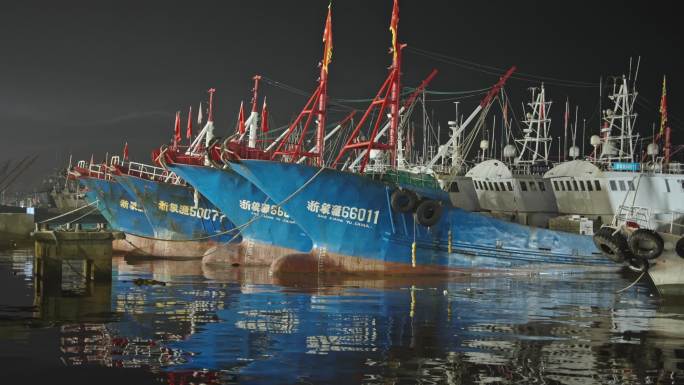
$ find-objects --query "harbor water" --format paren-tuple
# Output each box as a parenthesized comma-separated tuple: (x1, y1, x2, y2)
(1, 248, 684, 384)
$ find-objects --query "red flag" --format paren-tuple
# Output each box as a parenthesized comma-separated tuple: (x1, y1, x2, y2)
(261, 97, 269, 133)
(659, 75, 667, 136)
(186, 105, 193, 139)
(322, 4, 333, 74)
(389, 0, 399, 61)
(174, 111, 181, 143)
(89, 154, 94, 166)
(237, 101, 246, 134)
(564, 99, 569, 131)
(123, 142, 129, 161)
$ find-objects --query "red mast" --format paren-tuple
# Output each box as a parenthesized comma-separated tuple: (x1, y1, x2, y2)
(271, 4, 332, 166)
(333, 0, 402, 173)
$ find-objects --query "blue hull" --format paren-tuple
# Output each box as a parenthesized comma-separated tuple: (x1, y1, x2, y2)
(113, 174, 238, 244)
(167, 164, 313, 253)
(79, 177, 155, 237)
(230, 160, 617, 274)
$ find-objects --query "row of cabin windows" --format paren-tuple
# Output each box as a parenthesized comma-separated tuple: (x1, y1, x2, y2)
(473, 179, 545, 192)
(608, 180, 636, 192)
(552, 179, 602, 192)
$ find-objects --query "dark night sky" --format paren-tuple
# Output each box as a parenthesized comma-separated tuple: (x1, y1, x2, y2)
(1, 0, 682, 192)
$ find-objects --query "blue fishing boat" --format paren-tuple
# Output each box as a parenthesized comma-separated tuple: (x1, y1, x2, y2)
(229, 159, 619, 274)
(79, 174, 154, 238)
(167, 163, 313, 265)
(112, 161, 240, 259)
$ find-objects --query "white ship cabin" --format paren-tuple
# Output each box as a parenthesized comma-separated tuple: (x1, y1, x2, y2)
(466, 160, 558, 226)
(436, 173, 480, 211)
(545, 159, 684, 224)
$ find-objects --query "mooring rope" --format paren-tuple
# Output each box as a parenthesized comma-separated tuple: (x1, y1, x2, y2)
(616, 271, 646, 293)
(54, 207, 100, 230)
(38, 199, 100, 224)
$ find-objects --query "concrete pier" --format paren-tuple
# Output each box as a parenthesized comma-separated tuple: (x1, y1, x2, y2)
(32, 227, 123, 284)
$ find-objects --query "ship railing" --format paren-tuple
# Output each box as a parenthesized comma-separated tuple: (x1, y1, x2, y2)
(124, 161, 184, 185)
(615, 205, 684, 235)
(87, 163, 112, 180)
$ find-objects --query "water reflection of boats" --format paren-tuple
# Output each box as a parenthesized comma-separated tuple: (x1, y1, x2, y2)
(8, 249, 683, 384)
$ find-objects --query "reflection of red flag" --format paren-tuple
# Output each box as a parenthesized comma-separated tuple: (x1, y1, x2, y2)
(123, 142, 129, 160)
(237, 101, 246, 135)
(186, 105, 193, 139)
(322, 4, 333, 74)
(174, 111, 181, 143)
(261, 97, 269, 133)
(660, 75, 667, 136)
(389, 0, 399, 61)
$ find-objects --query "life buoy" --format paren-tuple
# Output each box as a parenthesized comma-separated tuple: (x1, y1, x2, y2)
(676, 237, 684, 259)
(626, 257, 649, 273)
(390, 189, 418, 213)
(627, 229, 664, 260)
(415, 200, 443, 227)
(592, 227, 631, 263)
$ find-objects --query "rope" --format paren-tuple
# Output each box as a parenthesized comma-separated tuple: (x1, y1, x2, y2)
(406, 46, 600, 88)
(616, 271, 646, 293)
(54, 207, 99, 230)
(39, 199, 100, 224)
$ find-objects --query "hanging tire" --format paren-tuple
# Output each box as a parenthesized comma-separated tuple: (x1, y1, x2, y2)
(415, 200, 443, 227)
(627, 229, 664, 260)
(391, 189, 418, 213)
(627, 257, 649, 273)
(676, 237, 684, 259)
(592, 227, 630, 263)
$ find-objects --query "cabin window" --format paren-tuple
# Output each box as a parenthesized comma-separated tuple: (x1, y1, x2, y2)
(489, 182, 494, 191)
(529, 181, 537, 191)
(627, 181, 635, 191)
(586, 180, 593, 191)
(450, 181, 459, 193)
(499, 182, 506, 191)
(553, 180, 559, 191)
(477, 181, 482, 190)
(483, 182, 488, 191)
(494, 182, 500, 191)
(520, 181, 528, 191)
(579, 180, 586, 191)
(680, 180, 684, 190)
(538, 181, 545, 191)
(594, 180, 601, 191)
(507, 182, 513, 191)
(560, 181, 565, 191)
(565, 181, 572, 191)
(665, 179, 671, 193)
(572, 180, 579, 191)
(609, 180, 617, 191)
(618, 180, 626, 191)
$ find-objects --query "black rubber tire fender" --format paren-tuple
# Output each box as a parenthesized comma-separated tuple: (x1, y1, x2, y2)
(627, 229, 664, 260)
(415, 200, 444, 227)
(592, 227, 630, 263)
(390, 189, 418, 213)
(676, 237, 684, 259)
